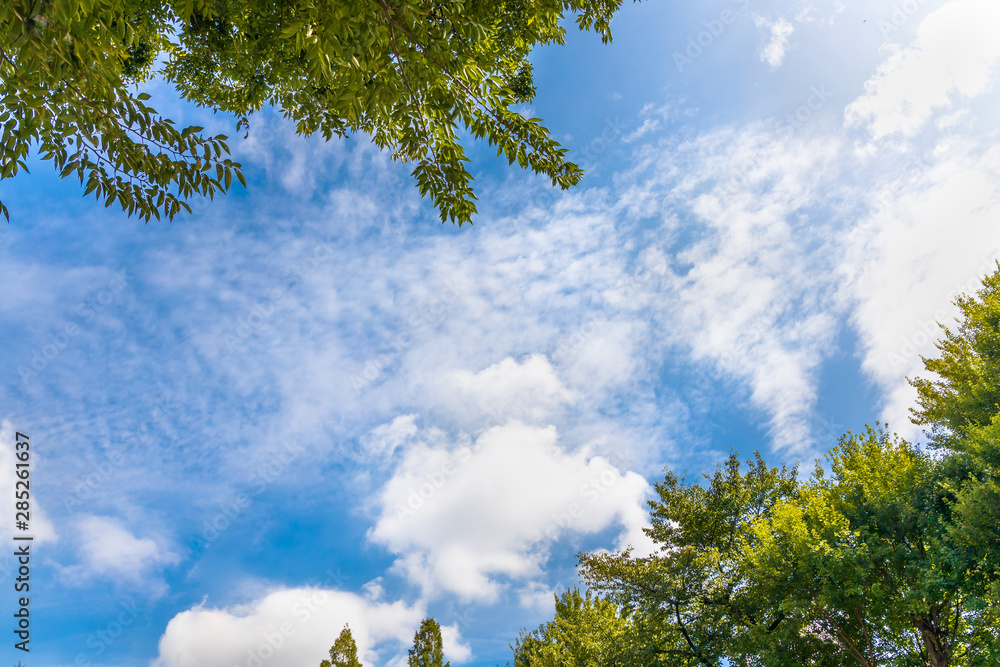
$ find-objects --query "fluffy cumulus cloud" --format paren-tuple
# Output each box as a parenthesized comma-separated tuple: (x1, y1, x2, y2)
(846, 0, 1000, 139)
(56, 515, 180, 594)
(517, 581, 558, 612)
(447, 354, 579, 426)
(368, 417, 654, 602)
(153, 587, 469, 667)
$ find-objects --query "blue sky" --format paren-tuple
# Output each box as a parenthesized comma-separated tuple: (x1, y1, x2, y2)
(2, 0, 1000, 665)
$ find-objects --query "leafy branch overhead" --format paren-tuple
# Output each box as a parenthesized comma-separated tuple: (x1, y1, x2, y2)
(1, 0, 634, 225)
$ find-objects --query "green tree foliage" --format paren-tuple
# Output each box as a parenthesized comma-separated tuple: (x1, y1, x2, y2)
(910, 263, 1000, 645)
(507, 587, 630, 667)
(1, 0, 634, 225)
(570, 433, 999, 667)
(409, 617, 449, 667)
(0, 0, 239, 222)
(321, 624, 363, 667)
(578, 453, 824, 666)
(910, 263, 1000, 449)
(539, 269, 999, 667)
(750, 426, 998, 666)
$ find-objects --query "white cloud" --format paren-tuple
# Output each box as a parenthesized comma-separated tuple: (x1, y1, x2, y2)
(517, 581, 557, 612)
(604, 59, 1000, 452)
(368, 420, 653, 601)
(615, 126, 846, 451)
(439, 624, 473, 663)
(57, 515, 179, 594)
(153, 587, 459, 667)
(447, 355, 578, 425)
(846, 0, 1000, 139)
(756, 16, 795, 69)
(843, 138, 1000, 435)
(623, 103, 674, 143)
(362, 577, 385, 601)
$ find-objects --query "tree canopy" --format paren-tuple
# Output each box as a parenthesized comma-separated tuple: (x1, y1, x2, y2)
(510, 264, 1000, 667)
(910, 263, 1000, 450)
(0, 0, 635, 225)
(910, 262, 1000, 626)
(409, 617, 450, 667)
(321, 624, 363, 667)
(507, 587, 630, 667)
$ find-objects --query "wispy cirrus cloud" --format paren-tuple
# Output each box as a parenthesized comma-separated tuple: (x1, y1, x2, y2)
(756, 16, 796, 69)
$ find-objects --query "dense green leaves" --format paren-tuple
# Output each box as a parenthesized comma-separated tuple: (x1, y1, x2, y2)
(570, 437, 999, 666)
(751, 426, 996, 666)
(0, 0, 241, 222)
(321, 624, 363, 667)
(579, 452, 813, 667)
(508, 587, 630, 667)
(409, 617, 450, 667)
(909, 263, 1000, 634)
(2, 0, 634, 225)
(910, 262, 1000, 450)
